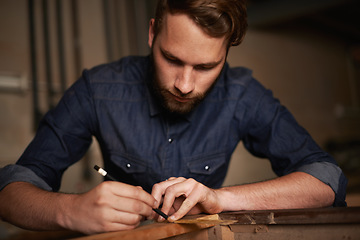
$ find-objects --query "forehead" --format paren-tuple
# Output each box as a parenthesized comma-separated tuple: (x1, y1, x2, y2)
(156, 13, 227, 64)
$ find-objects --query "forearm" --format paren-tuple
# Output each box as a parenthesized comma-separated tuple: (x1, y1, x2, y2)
(216, 172, 335, 211)
(0, 182, 71, 231)
(1, 181, 158, 234)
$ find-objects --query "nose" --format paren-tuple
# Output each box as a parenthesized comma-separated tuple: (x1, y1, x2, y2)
(174, 66, 194, 95)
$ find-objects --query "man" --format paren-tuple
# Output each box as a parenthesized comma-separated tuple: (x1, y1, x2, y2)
(0, 0, 347, 235)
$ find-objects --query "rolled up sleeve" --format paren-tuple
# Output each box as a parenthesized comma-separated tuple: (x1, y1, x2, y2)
(297, 161, 348, 207)
(0, 164, 52, 191)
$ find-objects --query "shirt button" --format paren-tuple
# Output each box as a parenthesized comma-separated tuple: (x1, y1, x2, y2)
(204, 165, 210, 171)
(126, 163, 131, 168)
(168, 138, 173, 143)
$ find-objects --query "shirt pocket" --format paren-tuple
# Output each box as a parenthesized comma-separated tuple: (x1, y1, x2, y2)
(110, 153, 147, 174)
(109, 152, 152, 192)
(186, 152, 228, 188)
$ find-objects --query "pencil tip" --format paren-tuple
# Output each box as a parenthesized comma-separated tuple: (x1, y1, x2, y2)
(94, 165, 100, 171)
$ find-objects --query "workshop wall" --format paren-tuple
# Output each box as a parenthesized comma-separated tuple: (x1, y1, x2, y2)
(0, 0, 359, 204)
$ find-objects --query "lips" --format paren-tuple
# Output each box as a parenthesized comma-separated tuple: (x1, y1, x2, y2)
(169, 92, 193, 103)
(174, 95, 192, 103)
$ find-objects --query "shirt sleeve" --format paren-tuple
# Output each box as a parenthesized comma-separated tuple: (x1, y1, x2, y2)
(241, 79, 347, 207)
(0, 164, 52, 191)
(13, 71, 97, 192)
(297, 162, 348, 207)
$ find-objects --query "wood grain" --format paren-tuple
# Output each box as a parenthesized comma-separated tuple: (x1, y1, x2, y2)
(219, 207, 360, 225)
(72, 221, 216, 240)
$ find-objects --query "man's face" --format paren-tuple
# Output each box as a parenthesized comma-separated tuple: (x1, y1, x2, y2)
(148, 13, 227, 115)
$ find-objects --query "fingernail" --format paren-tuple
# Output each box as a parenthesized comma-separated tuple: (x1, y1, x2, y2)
(168, 216, 176, 222)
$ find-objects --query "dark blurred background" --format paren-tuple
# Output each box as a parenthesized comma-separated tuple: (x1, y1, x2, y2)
(0, 0, 359, 205)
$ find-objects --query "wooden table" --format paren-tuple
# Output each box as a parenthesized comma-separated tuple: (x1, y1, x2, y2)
(5, 207, 360, 240)
(76, 207, 360, 240)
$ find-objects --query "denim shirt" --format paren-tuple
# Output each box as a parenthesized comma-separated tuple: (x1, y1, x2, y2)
(0, 56, 347, 206)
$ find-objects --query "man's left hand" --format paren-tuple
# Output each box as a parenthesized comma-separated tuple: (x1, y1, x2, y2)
(151, 177, 223, 222)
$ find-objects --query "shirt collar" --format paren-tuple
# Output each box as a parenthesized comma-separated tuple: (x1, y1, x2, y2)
(146, 82, 162, 117)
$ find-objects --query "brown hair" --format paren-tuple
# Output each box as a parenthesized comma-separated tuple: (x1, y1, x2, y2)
(153, 0, 248, 47)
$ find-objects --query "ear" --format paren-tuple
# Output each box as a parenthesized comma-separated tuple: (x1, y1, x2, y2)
(148, 18, 155, 48)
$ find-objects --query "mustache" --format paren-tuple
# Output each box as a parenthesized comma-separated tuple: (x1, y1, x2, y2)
(168, 88, 204, 100)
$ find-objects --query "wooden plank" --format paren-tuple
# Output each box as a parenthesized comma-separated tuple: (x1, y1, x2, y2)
(219, 207, 360, 225)
(3, 230, 83, 240)
(6, 208, 360, 240)
(174, 214, 237, 225)
(72, 221, 216, 240)
(230, 224, 360, 240)
(163, 227, 209, 240)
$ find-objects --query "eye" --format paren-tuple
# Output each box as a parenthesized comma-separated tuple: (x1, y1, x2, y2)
(165, 56, 181, 66)
(195, 65, 214, 71)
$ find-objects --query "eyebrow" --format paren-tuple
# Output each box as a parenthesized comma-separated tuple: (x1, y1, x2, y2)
(160, 48, 224, 68)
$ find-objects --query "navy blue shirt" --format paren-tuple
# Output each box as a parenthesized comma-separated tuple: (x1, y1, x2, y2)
(0, 56, 347, 206)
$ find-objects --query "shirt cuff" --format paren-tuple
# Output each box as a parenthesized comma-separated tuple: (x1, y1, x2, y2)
(0, 164, 52, 191)
(296, 161, 347, 207)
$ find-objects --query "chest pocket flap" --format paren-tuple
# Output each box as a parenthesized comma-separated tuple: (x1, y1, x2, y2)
(187, 153, 226, 175)
(110, 153, 147, 174)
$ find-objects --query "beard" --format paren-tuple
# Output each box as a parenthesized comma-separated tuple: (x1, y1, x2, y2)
(150, 54, 218, 115)
(155, 86, 206, 115)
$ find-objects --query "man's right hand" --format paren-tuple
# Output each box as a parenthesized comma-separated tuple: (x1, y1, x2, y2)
(0, 181, 156, 235)
(61, 181, 156, 234)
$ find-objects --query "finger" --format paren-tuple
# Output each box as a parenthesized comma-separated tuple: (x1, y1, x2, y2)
(168, 197, 203, 216)
(151, 177, 186, 208)
(102, 222, 139, 233)
(110, 194, 154, 217)
(160, 180, 194, 218)
(88, 204, 143, 234)
(105, 181, 157, 209)
(85, 221, 139, 235)
(110, 209, 143, 226)
(95, 214, 141, 233)
(168, 193, 199, 222)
